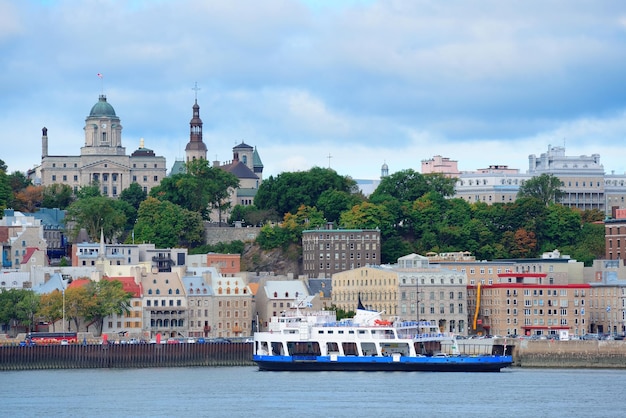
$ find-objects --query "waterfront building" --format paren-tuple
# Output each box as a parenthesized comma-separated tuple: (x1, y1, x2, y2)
(587, 281, 626, 336)
(100, 276, 143, 338)
(255, 279, 316, 331)
(605, 208, 626, 261)
(436, 250, 584, 286)
(141, 270, 188, 339)
(181, 270, 215, 339)
(467, 273, 590, 338)
(29, 95, 166, 197)
(204, 271, 253, 338)
(302, 225, 381, 278)
(332, 254, 468, 334)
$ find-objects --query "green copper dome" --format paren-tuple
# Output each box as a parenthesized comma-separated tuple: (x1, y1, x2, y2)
(89, 95, 117, 117)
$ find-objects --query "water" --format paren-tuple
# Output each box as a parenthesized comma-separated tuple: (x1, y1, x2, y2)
(2, 367, 625, 417)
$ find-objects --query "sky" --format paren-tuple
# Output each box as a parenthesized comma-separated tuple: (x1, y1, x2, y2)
(2, 0, 626, 181)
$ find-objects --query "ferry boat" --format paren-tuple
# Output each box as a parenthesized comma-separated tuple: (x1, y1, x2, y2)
(253, 300, 513, 372)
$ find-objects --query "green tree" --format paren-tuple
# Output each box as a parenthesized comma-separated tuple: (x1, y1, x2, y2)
(0, 163, 10, 210)
(228, 204, 280, 226)
(339, 201, 394, 235)
(0, 289, 40, 334)
(83, 279, 133, 336)
(283, 205, 326, 242)
(75, 184, 102, 199)
(518, 174, 565, 206)
(150, 160, 239, 221)
(42, 183, 74, 209)
(65, 196, 127, 242)
(316, 189, 364, 224)
(254, 167, 357, 217)
(119, 182, 147, 211)
(134, 197, 204, 248)
(371, 169, 456, 203)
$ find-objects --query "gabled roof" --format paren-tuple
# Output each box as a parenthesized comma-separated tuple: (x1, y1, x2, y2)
(21, 247, 45, 264)
(103, 276, 142, 297)
(68, 278, 91, 289)
(263, 280, 310, 300)
(221, 160, 258, 179)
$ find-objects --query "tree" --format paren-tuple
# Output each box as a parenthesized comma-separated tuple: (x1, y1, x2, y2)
(339, 201, 394, 234)
(65, 196, 127, 242)
(41, 183, 74, 209)
(228, 204, 280, 226)
(517, 174, 565, 206)
(134, 197, 204, 248)
(38, 290, 64, 332)
(0, 162, 9, 210)
(13, 185, 44, 212)
(83, 279, 132, 336)
(150, 160, 239, 221)
(64, 285, 93, 332)
(75, 184, 102, 199)
(0, 289, 40, 335)
(316, 189, 364, 224)
(119, 182, 147, 211)
(254, 167, 357, 217)
(371, 169, 457, 203)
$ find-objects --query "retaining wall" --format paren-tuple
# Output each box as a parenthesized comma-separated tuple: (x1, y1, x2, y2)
(513, 339, 626, 368)
(0, 343, 254, 371)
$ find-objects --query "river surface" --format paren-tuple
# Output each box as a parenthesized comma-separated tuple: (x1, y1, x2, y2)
(2, 367, 625, 417)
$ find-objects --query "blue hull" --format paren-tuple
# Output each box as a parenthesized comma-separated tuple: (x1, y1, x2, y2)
(254, 355, 513, 372)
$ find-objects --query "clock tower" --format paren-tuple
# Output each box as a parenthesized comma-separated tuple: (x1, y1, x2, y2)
(81, 94, 125, 156)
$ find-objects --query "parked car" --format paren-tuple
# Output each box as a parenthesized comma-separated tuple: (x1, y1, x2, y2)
(166, 338, 180, 344)
(208, 338, 231, 343)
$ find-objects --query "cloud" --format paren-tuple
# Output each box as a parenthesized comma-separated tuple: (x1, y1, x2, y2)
(2, 0, 626, 184)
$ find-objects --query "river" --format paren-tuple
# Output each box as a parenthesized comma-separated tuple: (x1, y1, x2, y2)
(2, 367, 625, 417)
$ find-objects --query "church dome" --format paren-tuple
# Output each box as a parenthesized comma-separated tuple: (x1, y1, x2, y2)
(89, 95, 117, 117)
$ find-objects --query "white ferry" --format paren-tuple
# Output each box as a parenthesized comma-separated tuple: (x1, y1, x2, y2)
(253, 300, 513, 372)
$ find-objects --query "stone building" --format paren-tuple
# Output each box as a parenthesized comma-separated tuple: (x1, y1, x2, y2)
(302, 225, 381, 278)
(467, 272, 591, 338)
(332, 254, 468, 334)
(29, 94, 166, 197)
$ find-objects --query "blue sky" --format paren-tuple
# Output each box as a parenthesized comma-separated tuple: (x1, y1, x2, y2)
(2, 0, 626, 180)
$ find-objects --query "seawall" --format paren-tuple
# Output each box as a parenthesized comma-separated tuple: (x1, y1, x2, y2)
(0, 343, 254, 371)
(513, 339, 626, 368)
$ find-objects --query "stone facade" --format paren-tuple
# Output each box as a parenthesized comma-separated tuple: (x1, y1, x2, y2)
(302, 226, 381, 279)
(30, 95, 166, 197)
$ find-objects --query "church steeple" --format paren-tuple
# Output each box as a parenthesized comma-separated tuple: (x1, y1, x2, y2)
(185, 82, 207, 163)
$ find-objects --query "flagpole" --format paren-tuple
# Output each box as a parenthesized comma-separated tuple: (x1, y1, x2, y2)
(97, 73, 104, 94)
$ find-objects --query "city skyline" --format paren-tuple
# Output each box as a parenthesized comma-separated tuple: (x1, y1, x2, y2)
(1, 0, 626, 180)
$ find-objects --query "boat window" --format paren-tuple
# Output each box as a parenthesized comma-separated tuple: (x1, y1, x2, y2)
(342, 342, 358, 356)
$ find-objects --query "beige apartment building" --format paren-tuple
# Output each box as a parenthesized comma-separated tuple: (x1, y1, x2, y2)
(332, 254, 468, 334)
(30, 95, 166, 197)
(467, 273, 591, 338)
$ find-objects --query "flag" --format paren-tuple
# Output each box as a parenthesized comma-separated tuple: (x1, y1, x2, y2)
(97, 73, 103, 78)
